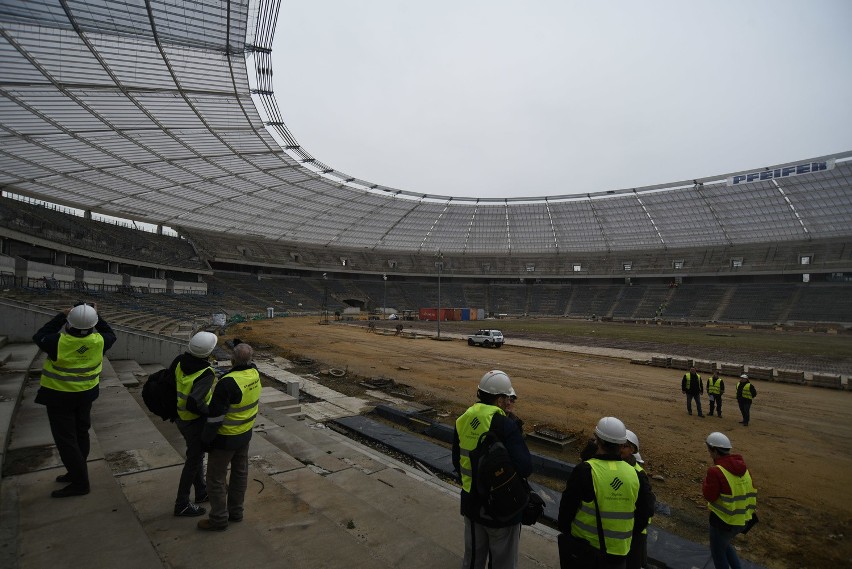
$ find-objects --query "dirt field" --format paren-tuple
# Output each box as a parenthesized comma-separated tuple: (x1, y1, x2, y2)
(227, 317, 852, 569)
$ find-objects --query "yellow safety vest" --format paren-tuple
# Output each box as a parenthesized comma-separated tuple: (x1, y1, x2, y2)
(40, 332, 104, 393)
(217, 368, 261, 436)
(455, 403, 504, 493)
(707, 465, 757, 526)
(684, 373, 701, 390)
(633, 463, 652, 535)
(708, 377, 722, 395)
(571, 459, 639, 556)
(176, 363, 214, 421)
(737, 381, 754, 400)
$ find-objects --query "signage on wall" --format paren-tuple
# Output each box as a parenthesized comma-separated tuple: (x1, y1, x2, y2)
(727, 159, 836, 186)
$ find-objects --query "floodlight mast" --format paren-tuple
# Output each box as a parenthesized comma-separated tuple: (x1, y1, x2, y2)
(435, 252, 444, 339)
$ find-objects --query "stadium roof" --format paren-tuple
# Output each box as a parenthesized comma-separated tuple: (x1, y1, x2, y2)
(1, 0, 851, 255)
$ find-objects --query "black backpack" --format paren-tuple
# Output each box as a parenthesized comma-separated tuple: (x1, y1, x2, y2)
(474, 429, 530, 522)
(142, 367, 178, 422)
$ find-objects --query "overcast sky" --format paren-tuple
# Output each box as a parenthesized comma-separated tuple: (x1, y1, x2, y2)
(273, 1, 852, 199)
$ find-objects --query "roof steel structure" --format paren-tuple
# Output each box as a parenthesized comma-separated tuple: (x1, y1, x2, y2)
(1, 0, 851, 255)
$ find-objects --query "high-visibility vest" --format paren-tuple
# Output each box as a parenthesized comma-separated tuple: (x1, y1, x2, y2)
(217, 368, 261, 436)
(176, 363, 214, 421)
(455, 403, 504, 493)
(633, 463, 652, 535)
(571, 459, 639, 556)
(684, 373, 701, 390)
(40, 332, 104, 393)
(737, 381, 754, 400)
(708, 377, 723, 395)
(707, 465, 757, 526)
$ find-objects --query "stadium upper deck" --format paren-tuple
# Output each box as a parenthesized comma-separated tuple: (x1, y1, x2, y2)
(0, 0, 850, 256)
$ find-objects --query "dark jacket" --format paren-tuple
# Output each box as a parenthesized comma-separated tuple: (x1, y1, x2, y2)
(682, 372, 703, 395)
(702, 453, 750, 529)
(171, 352, 216, 419)
(201, 363, 258, 450)
(452, 411, 532, 527)
(32, 311, 117, 408)
(736, 381, 757, 400)
(558, 453, 652, 541)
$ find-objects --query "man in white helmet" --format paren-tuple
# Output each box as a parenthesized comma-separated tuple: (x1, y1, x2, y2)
(620, 430, 656, 569)
(557, 416, 651, 569)
(452, 370, 532, 569)
(702, 432, 757, 569)
(168, 331, 218, 517)
(32, 303, 116, 498)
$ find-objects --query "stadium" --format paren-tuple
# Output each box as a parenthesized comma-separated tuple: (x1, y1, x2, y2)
(1, 1, 851, 569)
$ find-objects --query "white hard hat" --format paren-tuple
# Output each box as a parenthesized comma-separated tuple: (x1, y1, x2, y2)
(633, 452, 644, 464)
(67, 304, 98, 330)
(478, 370, 515, 397)
(706, 432, 732, 450)
(188, 331, 218, 357)
(595, 416, 627, 444)
(625, 429, 640, 452)
(740, 374, 749, 379)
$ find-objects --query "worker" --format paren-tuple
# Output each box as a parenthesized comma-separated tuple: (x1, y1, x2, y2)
(622, 430, 655, 569)
(32, 303, 116, 498)
(736, 375, 757, 426)
(171, 331, 217, 517)
(702, 432, 758, 569)
(452, 370, 532, 569)
(707, 371, 725, 418)
(558, 417, 651, 569)
(681, 366, 705, 417)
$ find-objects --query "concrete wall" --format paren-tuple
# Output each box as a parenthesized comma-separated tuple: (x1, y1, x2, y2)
(82, 269, 124, 287)
(127, 275, 168, 291)
(19, 259, 76, 282)
(0, 299, 184, 367)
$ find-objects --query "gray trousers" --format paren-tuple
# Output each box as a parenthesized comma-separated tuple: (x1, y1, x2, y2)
(462, 516, 521, 569)
(206, 442, 250, 526)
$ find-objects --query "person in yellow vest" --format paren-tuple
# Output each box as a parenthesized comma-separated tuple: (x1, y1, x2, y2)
(702, 432, 758, 569)
(171, 331, 218, 517)
(197, 342, 261, 531)
(452, 370, 532, 569)
(621, 430, 655, 569)
(681, 366, 705, 417)
(558, 417, 651, 569)
(736, 375, 757, 427)
(707, 371, 725, 418)
(33, 303, 116, 498)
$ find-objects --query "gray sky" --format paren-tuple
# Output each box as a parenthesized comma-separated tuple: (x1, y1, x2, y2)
(273, 1, 852, 199)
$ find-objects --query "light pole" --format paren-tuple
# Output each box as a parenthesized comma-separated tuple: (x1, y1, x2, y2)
(320, 272, 329, 325)
(382, 273, 387, 320)
(435, 252, 444, 339)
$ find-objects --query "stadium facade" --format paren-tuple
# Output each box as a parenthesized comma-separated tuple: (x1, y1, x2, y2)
(1, 0, 851, 321)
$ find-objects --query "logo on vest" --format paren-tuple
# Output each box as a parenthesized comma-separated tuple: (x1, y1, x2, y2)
(75, 345, 90, 355)
(610, 477, 624, 491)
(470, 417, 481, 430)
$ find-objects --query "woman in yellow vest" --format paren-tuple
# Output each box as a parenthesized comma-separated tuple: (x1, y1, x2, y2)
(558, 417, 651, 569)
(172, 331, 217, 517)
(33, 304, 116, 498)
(198, 342, 261, 531)
(702, 432, 758, 569)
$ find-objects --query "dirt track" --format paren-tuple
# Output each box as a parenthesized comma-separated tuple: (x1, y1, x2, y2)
(230, 317, 852, 569)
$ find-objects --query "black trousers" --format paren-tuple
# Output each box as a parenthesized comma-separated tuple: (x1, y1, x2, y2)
(46, 401, 93, 488)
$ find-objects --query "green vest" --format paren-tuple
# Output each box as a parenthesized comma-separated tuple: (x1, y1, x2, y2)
(708, 377, 722, 395)
(738, 381, 754, 400)
(217, 368, 261, 436)
(571, 458, 639, 556)
(176, 363, 214, 421)
(455, 403, 504, 493)
(707, 465, 757, 526)
(684, 373, 701, 390)
(40, 332, 104, 393)
(633, 463, 652, 535)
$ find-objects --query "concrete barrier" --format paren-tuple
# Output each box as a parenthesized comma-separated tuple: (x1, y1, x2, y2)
(694, 360, 716, 373)
(775, 370, 806, 385)
(651, 356, 670, 368)
(720, 364, 745, 377)
(670, 358, 693, 370)
(810, 374, 843, 390)
(746, 367, 773, 381)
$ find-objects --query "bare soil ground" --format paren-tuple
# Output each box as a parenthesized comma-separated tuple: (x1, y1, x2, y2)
(228, 317, 852, 569)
